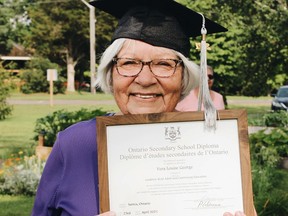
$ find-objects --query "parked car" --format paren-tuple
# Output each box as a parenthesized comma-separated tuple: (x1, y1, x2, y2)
(271, 85, 288, 111)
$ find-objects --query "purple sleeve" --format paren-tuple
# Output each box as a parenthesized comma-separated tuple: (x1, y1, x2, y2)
(32, 135, 64, 216)
(32, 119, 99, 216)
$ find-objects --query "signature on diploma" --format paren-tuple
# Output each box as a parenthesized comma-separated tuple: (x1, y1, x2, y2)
(197, 197, 222, 209)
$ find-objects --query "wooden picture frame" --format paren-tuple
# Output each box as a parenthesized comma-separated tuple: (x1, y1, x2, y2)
(96, 110, 254, 215)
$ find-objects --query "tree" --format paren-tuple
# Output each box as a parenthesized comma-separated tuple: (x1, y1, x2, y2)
(95, 9, 117, 57)
(23, 1, 116, 92)
(239, 0, 288, 96)
(211, 0, 288, 96)
(3, 0, 287, 96)
(24, 1, 90, 92)
(20, 57, 66, 94)
(178, 0, 243, 96)
(178, 0, 288, 96)
(0, 66, 13, 120)
(0, 0, 15, 54)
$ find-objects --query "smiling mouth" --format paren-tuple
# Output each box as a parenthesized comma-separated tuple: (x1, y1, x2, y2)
(132, 93, 162, 99)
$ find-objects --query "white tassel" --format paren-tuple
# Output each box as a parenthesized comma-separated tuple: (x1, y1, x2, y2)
(198, 14, 217, 131)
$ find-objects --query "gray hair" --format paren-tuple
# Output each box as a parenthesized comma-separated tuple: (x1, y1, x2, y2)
(95, 38, 199, 100)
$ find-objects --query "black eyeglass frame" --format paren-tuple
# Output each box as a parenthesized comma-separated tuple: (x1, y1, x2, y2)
(208, 74, 214, 80)
(112, 57, 183, 78)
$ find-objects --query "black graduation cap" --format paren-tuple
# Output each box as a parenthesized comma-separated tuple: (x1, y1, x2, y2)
(89, 0, 227, 57)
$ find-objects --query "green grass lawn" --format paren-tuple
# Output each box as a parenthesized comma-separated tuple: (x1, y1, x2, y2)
(228, 105, 271, 126)
(0, 92, 119, 158)
(0, 195, 34, 216)
(9, 91, 115, 100)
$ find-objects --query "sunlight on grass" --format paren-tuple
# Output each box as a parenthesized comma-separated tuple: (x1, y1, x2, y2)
(228, 105, 271, 126)
(9, 91, 115, 100)
(0, 195, 34, 216)
(227, 95, 272, 100)
(1, 93, 119, 158)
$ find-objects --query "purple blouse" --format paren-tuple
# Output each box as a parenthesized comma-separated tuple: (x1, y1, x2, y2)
(32, 118, 101, 216)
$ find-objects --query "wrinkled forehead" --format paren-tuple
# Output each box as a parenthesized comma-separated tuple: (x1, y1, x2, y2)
(117, 39, 179, 59)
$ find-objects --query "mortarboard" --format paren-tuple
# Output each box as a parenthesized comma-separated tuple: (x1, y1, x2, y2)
(91, 0, 226, 130)
(89, 0, 227, 57)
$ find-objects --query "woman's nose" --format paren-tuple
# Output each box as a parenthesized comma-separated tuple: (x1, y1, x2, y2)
(134, 64, 157, 86)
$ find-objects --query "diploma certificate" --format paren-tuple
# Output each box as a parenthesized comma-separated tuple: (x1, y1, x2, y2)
(96, 110, 254, 216)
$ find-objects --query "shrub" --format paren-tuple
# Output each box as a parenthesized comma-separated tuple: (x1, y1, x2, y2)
(250, 128, 288, 215)
(33, 108, 107, 146)
(263, 111, 288, 127)
(0, 155, 45, 196)
(250, 127, 288, 162)
(0, 71, 13, 120)
(255, 189, 288, 216)
(20, 57, 66, 94)
(20, 69, 48, 94)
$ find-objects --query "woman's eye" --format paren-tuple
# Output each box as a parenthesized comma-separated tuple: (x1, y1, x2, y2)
(122, 60, 138, 65)
(154, 60, 173, 67)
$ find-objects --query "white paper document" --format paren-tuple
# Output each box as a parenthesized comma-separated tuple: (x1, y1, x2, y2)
(106, 119, 243, 216)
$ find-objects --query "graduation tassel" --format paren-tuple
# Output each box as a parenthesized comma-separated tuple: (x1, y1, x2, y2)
(198, 13, 217, 131)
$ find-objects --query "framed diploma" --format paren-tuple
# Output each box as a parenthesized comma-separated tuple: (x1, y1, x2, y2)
(96, 110, 254, 216)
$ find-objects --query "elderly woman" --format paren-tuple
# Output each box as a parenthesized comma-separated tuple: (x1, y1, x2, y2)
(96, 38, 198, 115)
(32, 0, 255, 216)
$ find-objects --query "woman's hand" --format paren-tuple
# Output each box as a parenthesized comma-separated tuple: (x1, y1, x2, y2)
(224, 206, 258, 216)
(223, 211, 245, 216)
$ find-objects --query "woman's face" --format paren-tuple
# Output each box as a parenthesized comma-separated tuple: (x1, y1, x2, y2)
(207, 68, 214, 89)
(112, 40, 183, 115)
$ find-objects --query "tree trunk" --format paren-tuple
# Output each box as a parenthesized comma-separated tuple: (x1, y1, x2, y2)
(66, 55, 75, 92)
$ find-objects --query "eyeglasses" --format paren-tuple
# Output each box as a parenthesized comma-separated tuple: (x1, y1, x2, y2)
(112, 58, 183, 78)
(208, 74, 214, 80)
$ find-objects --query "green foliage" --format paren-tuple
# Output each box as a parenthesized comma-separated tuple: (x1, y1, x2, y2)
(20, 57, 66, 94)
(236, 1, 288, 96)
(20, 70, 48, 94)
(248, 118, 264, 127)
(267, 74, 288, 92)
(255, 175, 288, 216)
(95, 10, 117, 54)
(26, 2, 94, 79)
(263, 111, 288, 127)
(0, 71, 13, 120)
(26, 1, 89, 60)
(0, 155, 45, 196)
(250, 128, 288, 215)
(179, 0, 288, 96)
(24, 1, 116, 91)
(2, 0, 288, 96)
(0, 0, 14, 54)
(0, 0, 31, 55)
(34, 108, 107, 146)
(250, 127, 288, 162)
